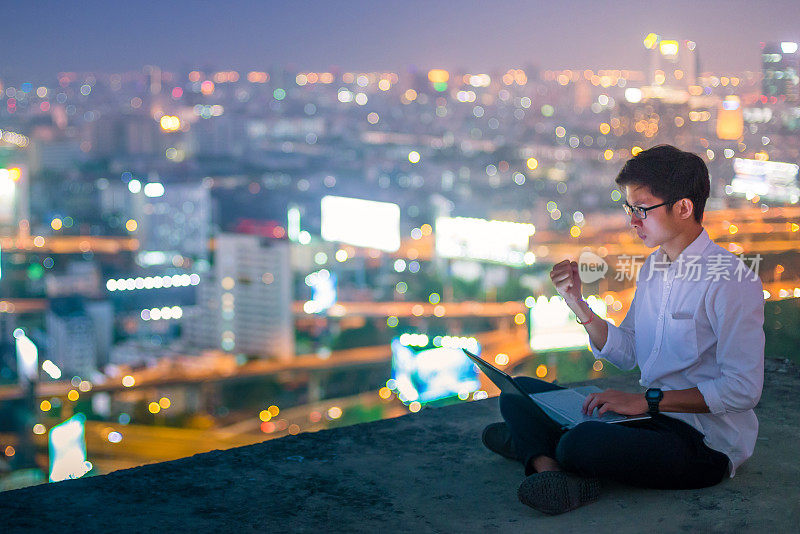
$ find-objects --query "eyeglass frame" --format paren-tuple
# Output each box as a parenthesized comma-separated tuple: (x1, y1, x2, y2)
(622, 198, 684, 219)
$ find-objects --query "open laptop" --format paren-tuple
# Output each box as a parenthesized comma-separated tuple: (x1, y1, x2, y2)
(463, 349, 650, 430)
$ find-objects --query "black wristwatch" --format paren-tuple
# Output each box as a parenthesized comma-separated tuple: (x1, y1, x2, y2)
(645, 388, 663, 415)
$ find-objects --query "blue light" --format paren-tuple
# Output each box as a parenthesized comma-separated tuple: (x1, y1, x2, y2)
(390, 337, 481, 404)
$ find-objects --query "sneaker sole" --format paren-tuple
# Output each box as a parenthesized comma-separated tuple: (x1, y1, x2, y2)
(517, 471, 600, 515)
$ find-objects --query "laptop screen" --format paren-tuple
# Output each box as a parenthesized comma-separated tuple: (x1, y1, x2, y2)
(463, 349, 533, 399)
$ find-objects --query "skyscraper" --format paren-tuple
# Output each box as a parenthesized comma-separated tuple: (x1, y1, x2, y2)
(184, 233, 293, 360)
(132, 181, 212, 265)
(762, 42, 799, 102)
(46, 298, 113, 377)
(643, 33, 699, 89)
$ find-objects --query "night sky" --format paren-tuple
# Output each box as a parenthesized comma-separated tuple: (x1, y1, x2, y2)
(2, 0, 800, 82)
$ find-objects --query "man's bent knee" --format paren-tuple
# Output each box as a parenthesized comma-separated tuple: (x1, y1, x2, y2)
(555, 422, 608, 476)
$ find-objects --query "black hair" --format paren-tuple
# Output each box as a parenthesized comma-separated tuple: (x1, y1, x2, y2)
(615, 144, 710, 223)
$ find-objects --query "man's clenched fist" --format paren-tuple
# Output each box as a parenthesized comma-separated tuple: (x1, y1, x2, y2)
(549, 259, 582, 304)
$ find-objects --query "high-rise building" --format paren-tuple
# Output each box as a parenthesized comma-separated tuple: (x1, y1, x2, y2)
(46, 298, 114, 377)
(762, 42, 799, 101)
(184, 233, 293, 360)
(124, 115, 162, 156)
(132, 181, 212, 264)
(190, 115, 247, 158)
(144, 65, 162, 95)
(0, 311, 18, 381)
(27, 140, 84, 173)
(643, 33, 699, 89)
(45, 262, 102, 298)
(91, 115, 129, 157)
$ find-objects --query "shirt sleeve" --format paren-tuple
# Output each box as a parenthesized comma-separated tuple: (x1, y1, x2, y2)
(590, 290, 638, 371)
(696, 273, 765, 415)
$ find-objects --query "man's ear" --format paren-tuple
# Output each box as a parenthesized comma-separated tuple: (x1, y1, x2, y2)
(677, 198, 694, 220)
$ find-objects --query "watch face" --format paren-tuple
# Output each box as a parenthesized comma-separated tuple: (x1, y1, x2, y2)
(646, 389, 661, 401)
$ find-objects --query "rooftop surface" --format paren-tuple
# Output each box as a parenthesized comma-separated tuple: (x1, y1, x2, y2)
(3, 358, 798, 533)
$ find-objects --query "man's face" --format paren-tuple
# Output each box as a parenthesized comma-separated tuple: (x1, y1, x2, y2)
(624, 184, 681, 248)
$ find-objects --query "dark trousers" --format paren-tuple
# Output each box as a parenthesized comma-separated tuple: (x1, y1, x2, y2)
(499, 376, 730, 489)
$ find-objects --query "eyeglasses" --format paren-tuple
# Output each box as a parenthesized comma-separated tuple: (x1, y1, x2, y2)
(623, 199, 680, 219)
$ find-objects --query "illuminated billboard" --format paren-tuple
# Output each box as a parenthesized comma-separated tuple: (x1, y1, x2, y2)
(716, 96, 743, 140)
(731, 158, 800, 203)
(303, 269, 337, 314)
(529, 295, 607, 352)
(0, 166, 26, 228)
(321, 196, 401, 251)
(390, 334, 480, 404)
(14, 329, 38, 383)
(435, 217, 536, 266)
(49, 413, 92, 482)
(659, 40, 679, 57)
(742, 108, 772, 123)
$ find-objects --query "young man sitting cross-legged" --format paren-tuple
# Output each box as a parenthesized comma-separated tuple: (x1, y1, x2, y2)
(482, 145, 765, 515)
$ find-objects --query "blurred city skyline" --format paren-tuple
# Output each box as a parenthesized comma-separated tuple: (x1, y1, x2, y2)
(2, 0, 800, 81)
(2, 1, 799, 490)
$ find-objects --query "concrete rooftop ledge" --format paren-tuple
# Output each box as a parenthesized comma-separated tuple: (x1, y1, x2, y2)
(3, 358, 799, 533)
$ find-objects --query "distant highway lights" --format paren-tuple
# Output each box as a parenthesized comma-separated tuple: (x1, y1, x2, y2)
(140, 306, 183, 321)
(107, 274, 199, 291)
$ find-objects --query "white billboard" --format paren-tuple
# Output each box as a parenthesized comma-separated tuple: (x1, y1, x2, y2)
(435, 216, 535, 266)
(0, 166, 26, 228)
(529, 295, 607, 352)
(49, 413, 92, 482)
(321, 196, 401, 251)
(731, 158, 800, 203)
(15, 330, 38, 384)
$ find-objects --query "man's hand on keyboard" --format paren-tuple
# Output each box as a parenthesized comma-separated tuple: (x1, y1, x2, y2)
(582, 389, 649, 416)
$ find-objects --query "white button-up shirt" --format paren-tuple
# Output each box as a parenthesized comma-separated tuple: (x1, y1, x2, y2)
(591, 229, 765, 477)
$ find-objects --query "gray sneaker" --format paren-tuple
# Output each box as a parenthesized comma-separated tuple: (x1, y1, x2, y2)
(481, 422, 519, 461)
(517, 471, 600, 515)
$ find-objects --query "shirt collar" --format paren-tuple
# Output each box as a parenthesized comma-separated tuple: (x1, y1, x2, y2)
(659, 228, 712, 265)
